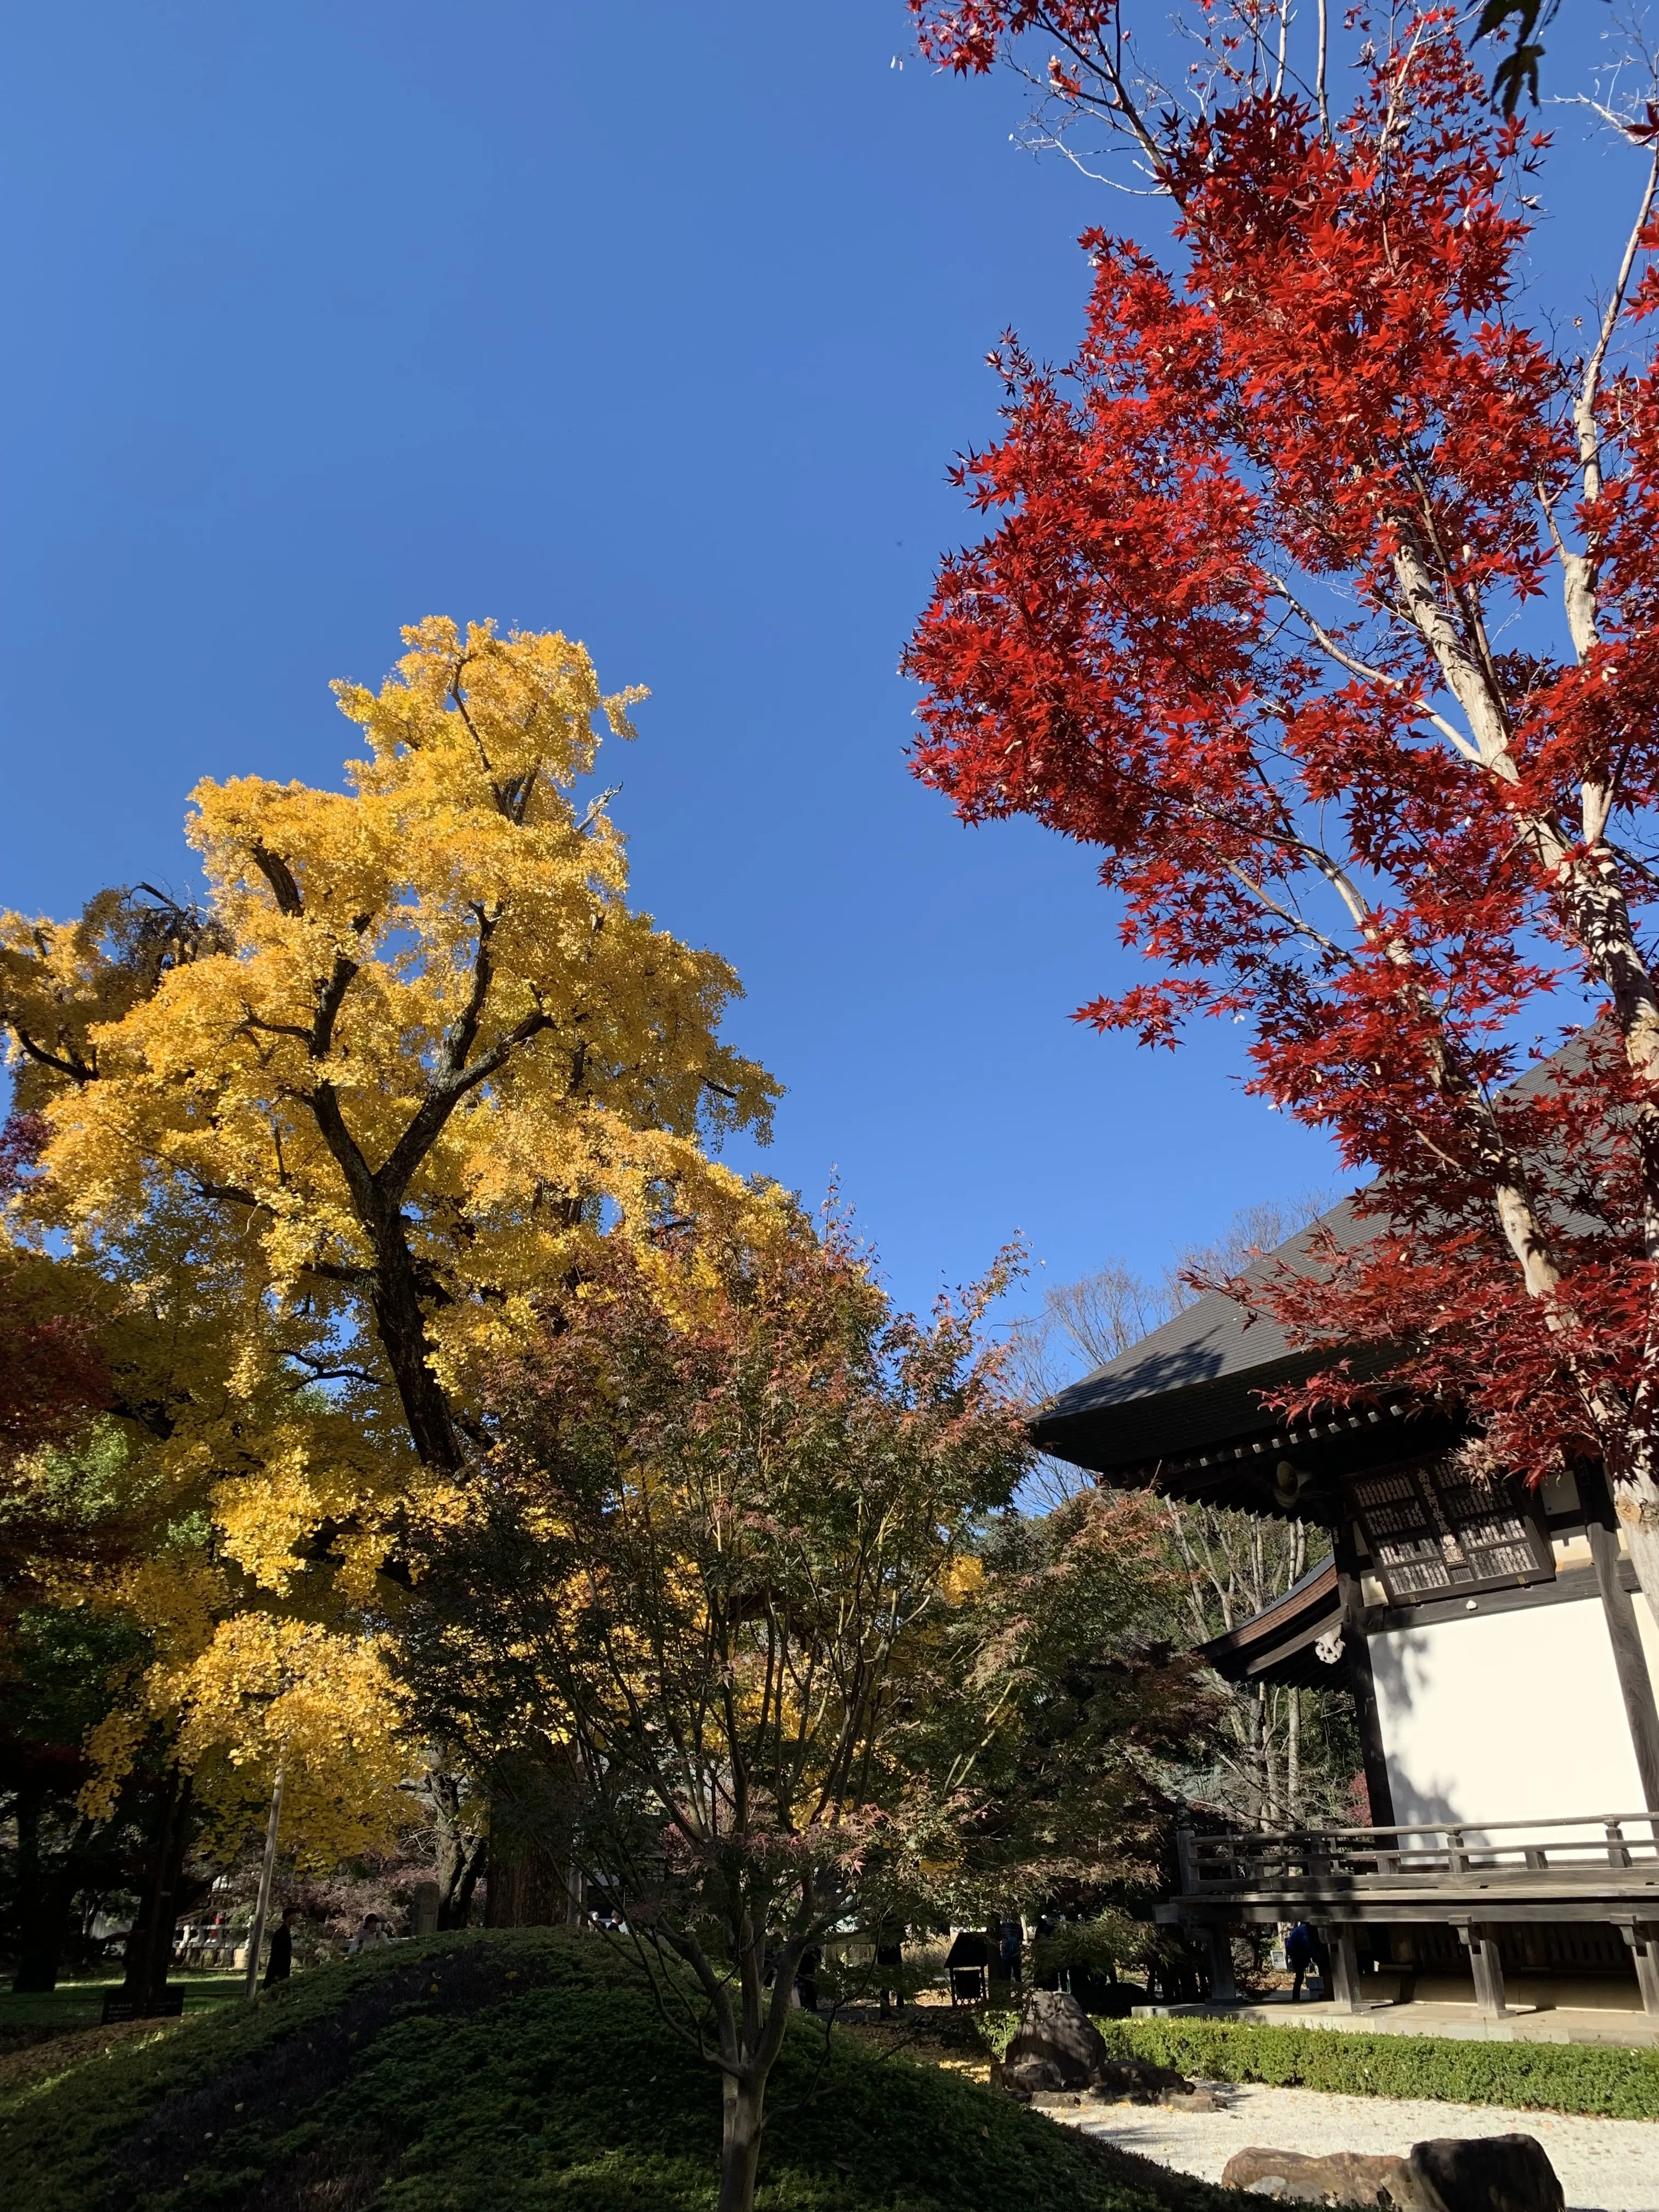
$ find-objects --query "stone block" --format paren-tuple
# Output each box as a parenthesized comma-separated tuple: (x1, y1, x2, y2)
(1408, 2135, 1563, 2212)
(991, 2055, 1064, 2098)
(1221, 2147, 1437, 2207)
(1220, 2136, 1564, 2212)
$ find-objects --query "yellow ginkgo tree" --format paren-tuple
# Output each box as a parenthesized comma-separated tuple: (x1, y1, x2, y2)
(3, 614, 778, 1508)
(3, 1187, 413, 2004)
(0, 616, 780, 1979)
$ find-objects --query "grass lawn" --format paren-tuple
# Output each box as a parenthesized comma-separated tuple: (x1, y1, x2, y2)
(0, 1971, 244, 2035)
(0, 1930, 1227, 2212)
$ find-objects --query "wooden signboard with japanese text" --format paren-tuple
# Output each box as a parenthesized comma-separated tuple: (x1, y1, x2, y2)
(1343, 1459, 1554, 1604)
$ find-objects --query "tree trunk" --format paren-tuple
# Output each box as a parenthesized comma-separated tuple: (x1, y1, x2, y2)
(306, 1077, 464, 1474)
(369, 1221, 462, 1471)
(481, 1747, 579, 1927)
(10, 1786, 57, 1994)
(484, 1834, 570, 1927)
(1287, 1687, 1302, 1829)
(437, 1829, 485, 1929)
(122, 1769, 193, 2011)
(1266, 1681, 1287, 1828)
(1613, 1464, 1659, 1627)
(427, 1768, 486, 1929)
(15, 1832, 96, 1994)
(718, 2072, 766, 2212)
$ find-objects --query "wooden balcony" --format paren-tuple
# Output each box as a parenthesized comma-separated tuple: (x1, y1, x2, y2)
(1163, 1814, 1659, 2018)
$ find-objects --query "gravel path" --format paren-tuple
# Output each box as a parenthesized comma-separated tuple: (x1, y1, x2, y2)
(1036, 2083, 1659, 2212)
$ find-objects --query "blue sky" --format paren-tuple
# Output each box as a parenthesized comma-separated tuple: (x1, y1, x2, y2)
(0, 0, 1641, 1327)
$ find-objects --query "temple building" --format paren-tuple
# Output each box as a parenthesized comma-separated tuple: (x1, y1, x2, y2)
(1032, 1199, 1659, 2027)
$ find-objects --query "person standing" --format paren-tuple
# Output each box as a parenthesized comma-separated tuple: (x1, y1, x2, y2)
(1285, 1921, 1314, 2001)
(874, 1924, 905, 2015)
(998, 1917, 1024, 1989)
(347, 1912, 390, 1956)
(263, 1905, 300, 1987)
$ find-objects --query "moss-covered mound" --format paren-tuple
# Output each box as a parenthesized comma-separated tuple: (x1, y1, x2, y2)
(0, 1931, 1224, 2212)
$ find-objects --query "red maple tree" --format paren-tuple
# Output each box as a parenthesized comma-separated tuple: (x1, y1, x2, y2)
(904, 2, 1659, 1613)
(0, 1113, 106, 1468)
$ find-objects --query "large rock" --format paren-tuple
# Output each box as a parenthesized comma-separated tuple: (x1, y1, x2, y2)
(1220, 2137, 1562, 2212)
(1409, 2136, 1563, 2212)
(996, 1989, 1215, 2104)
(1221, 2148, 1439, 2207)
(1003, 1989, 1111, 2090)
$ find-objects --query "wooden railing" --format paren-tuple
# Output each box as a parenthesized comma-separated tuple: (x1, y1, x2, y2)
(1177, 1813, 1659, 1893)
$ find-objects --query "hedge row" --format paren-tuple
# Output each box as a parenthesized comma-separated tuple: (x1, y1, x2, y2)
(1092, 2016, 1659, 2119)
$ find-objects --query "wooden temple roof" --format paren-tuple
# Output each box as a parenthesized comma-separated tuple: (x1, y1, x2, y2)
(1030, 1046, 1603, 1517)
(1028, 1195, 1454, 1519)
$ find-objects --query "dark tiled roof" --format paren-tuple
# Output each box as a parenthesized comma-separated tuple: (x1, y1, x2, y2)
(1029, 1198, 1374, 1476)
(1028, 1041, 1592, 1490)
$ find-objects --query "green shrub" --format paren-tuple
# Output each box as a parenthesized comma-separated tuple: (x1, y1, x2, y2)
(1092, 2017, 1659, 2120)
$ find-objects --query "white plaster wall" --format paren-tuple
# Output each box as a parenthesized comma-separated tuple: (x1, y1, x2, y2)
(1367, 1596, 1645, 1828)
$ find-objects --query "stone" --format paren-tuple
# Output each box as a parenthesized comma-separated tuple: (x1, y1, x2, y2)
(1003, 1989, 1111, 2090)
(1408, 2135, 1563, 2212)
(1087, 2055, 1197, 2104)
(990, 2055, 1063, 2099)
(1221, 2147, 1442, 2209)
(1218, 2140, 1565, 2212)
(1159, 2084, 1225, 2111)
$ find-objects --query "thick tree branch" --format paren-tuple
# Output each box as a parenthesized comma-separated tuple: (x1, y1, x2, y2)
(373, 1006, 556, 1206)
(249, 845, 304, 917)
(8, 1028, 95, 1085)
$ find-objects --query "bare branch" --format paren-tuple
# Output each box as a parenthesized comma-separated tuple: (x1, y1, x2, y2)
(1266, 574, 1481, 760)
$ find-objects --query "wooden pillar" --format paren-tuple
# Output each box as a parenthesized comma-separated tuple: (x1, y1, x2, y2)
(1175, 1826, 1198, 1894)
(1201, 1926, 1238, 2002)
(1616, 1921, 1659, 2018)
(1579, 1464, 1659, 1814)
(1333, 1523, 1397, 1829)
(1455, 1922, 1507, 2018)
(1323, 1927, 1361, 2013)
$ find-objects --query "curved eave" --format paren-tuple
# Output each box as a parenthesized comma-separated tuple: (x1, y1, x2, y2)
(1029, 1351, 1440, 1518)
(1197, 1555, 1346, 1690)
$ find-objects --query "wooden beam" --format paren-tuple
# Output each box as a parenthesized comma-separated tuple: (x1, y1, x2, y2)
(1334, 1522, 1397, 1828)
(1579, 1464, 1659, 1815)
